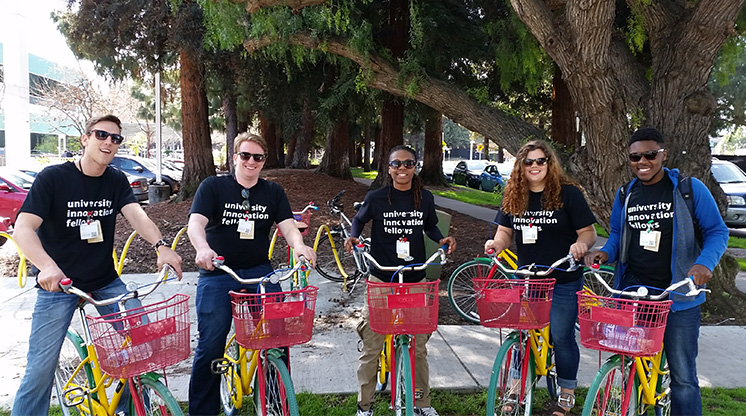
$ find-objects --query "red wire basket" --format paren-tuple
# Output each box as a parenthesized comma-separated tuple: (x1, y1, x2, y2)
(87, 294, 190, 379)
(366, 280, 439, 335)
(278, 209, 313, 237)
(473, 278, 555, 329)
(231, 286, 318, 350)
(577, 290, 672, 357)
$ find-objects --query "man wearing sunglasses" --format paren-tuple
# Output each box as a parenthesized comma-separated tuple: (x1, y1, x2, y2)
(11, 114, 183, 416)
(187, 132, 316, 415)
(585, 127, 728, 416)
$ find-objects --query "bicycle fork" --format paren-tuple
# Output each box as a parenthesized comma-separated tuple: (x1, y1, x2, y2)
(389, 335, 418, 410)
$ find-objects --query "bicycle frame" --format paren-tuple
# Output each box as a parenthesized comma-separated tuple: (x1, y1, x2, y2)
(269, 203, 317, 288)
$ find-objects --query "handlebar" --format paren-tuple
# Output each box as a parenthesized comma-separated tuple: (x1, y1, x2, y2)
(212, 255, 312, 286)
(362, 245, 449, 283)
(486, 249, 578, 277)
(293, 202, 318, 215)
(586, 264, 710, 300)
(59, 264, 177, 307)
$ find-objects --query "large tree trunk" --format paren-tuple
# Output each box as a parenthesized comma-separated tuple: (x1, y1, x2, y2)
(260, 114, 281, 169)
(371, 94, 405, 189)
(363, 122, 371, 172)
(177, 48, 215, 200)
(289, 95, 312, 169)
(551, 65, 577, 149)
(420, 107, 447, 186)
(224, 92, 238, 173)
(316, 119, 352, 179)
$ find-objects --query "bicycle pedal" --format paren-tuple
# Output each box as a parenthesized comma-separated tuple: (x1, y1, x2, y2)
(62, 386, 86, 407)
(210, 358, 231, 375)
(414, 388, 424, 400)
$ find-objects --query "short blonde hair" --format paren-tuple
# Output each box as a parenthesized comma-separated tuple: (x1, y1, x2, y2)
(234, 132, 268, 154)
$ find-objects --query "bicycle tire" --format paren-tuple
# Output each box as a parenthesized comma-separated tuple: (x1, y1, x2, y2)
(582, 264, 615, 297)
(652, 351, 671, 416)
(582, 356, 637, 416)
(447, 258, 509, 323)
(315, 232, 358, 283)
(486, 336, 536, 416)
(270, 233, 291, 270)
(129, 374, 184, 416)
(220, 332, 243, 416)
(393, 342, 414, 416)
(254, 352, 299, 416)
(55, 329, 94, 416)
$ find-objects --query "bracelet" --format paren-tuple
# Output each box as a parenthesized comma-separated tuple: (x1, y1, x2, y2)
(154, 239, 170, 250)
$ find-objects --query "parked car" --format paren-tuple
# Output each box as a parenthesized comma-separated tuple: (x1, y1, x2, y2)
(0, 170, 30, 227)
(442, 160, 460, 183)
(453, 160, 490, 188)
(110, 156, 181, 195)
(479, 164, 505, 192)
(711, 158, 746, 227)
(124, 172, 150, 203)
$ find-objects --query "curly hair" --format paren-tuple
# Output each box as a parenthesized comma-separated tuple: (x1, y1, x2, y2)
(383, 145, 424, 210)
(501, 140, 580, 216)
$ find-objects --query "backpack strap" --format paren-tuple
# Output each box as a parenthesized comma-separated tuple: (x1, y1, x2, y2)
(678, 176, 703, 247)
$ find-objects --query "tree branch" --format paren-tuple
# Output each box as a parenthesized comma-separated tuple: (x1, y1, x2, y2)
(241, 0, 327, 13)
(244, 34, 546, 154)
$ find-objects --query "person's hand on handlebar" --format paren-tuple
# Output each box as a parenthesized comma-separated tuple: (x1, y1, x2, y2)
(195, 247, 219, 271)
(292, 244, 317, 267)
(157, 246, 183, 280)
(584, 250, 608, 267)
(344, 236, 359, 253)
(688, 264, 712, 286)
(568, 241, 589, 261)
(439, 236, 456, 255)
(38, 264, 67, 292)
(484, 239, 503, 255)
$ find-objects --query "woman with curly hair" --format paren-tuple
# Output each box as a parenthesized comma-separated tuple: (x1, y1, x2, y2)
(484, 140, 597, 416)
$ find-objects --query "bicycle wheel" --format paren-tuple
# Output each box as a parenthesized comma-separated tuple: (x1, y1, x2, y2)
(315, 232, 358, 283)
(55, 329, 94, 416)
(582, 264, 615, 296)
(270, 232, 291, 270)
(254, 352, 299, 416)
(447, 258, 508, 323)
(653, 351, 671, 416)
(130, 374, 183, 416)
(376, 344, 389, 391)
(393, 342, 414, 416)
(582, 356, 637, 416)
(220, 332, 243, 416)
(486, 336, 536, 416)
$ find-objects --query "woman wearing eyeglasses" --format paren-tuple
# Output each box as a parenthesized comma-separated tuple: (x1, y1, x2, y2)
(484, 139, 597, 416)
(186, 132, 316, 415)
(345, 145, 456, 416)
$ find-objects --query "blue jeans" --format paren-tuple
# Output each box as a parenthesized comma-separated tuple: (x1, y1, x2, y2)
(188, 263, 284, 416)
(663, 305, 701, 416)
(549, 278, 583, 390)
(12, 278, 140, 416)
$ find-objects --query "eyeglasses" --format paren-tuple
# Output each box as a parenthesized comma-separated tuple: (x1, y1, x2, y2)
(241, 188, 250, 211)
(628, 149, 665, 162)
(237, 152, 267, 162)
(388, 159, 417, 169)
(523, 157, 549, 166)
(89, 129, 124, 145)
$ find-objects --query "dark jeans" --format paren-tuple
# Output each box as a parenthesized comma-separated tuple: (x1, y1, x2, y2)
(549, 278, 583, 390)
(188, 263, 283, 416)
(664, 306, 701, 416)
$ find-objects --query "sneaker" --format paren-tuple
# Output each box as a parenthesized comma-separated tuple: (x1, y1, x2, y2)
(356, 406, 374, 416)
(414, 407, 440, 416)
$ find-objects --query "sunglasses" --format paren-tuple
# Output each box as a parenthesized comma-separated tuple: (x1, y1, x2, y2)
(523, 157, 549, 166)
(241, 188, 250, 211)
(237, 152, 267, 162)
(389, 159, 417, 169)
(628, 149, 665, 162)
(89, 129, 124, 145)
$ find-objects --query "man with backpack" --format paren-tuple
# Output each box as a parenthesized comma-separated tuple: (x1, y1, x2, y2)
(585, 127, 729, 416)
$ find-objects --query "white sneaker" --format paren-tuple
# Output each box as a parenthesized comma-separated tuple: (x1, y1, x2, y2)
(356, 406, 374, 416)
(414, 407, 440, 416)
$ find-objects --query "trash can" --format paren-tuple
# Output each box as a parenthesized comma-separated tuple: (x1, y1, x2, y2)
(148, 183, 171, 204)
(424, 209, 451, 281)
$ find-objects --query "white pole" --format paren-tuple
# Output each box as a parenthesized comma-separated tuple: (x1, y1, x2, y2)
(470, 140, 474, 160)
(155, 72, 162, 183)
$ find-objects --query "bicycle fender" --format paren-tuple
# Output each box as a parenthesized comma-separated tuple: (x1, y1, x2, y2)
(265, 348, 286, 360)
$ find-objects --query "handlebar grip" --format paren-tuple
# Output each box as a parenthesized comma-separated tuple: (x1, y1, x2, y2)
(213, 256, 225, 266)
(591, 262, 600, 270)
(486, 248, 495, 255)
(440, 244, 449, 251)
(59, 278, 73, 292)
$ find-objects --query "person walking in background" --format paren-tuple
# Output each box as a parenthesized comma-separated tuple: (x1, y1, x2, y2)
(11, 114, 183, 416)
(585, 127, 728, 416)
(345, 145, 456, 416)
(484, 140, 597, 416)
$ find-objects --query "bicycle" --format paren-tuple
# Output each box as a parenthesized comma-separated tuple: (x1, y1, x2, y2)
(54, 264, 188, 416)
(313, 190, 370, 292)
(474, 251, 579, 416)
(361, 245, 448, 416)
(210, 256, 318, 416)
(268, 202, 317, 289)
(579, 269, 709, 416)
(447, 249, 615, 324)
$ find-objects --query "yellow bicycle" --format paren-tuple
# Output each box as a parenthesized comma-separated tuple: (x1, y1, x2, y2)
(55, 264, 188, 416)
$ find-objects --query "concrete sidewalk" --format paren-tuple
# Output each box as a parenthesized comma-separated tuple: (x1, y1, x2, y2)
(2, 269, 746, 410)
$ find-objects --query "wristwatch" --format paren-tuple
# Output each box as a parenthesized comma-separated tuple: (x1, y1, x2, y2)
(154, 239, 170, 251)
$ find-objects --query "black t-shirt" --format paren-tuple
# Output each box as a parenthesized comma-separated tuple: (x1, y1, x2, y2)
(20, 162, 137, 292)
(190, 175, 293, 275)
(626, 177, 674, 288)
(495, 185, 596, 284)
(353, 186, 443, 283)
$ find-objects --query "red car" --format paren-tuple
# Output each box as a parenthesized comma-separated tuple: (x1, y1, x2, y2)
(0, 170, 31, 226)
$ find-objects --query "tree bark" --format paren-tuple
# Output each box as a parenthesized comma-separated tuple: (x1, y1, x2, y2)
(420, 108, 448, 186)
(371, 94, 405, 189)
(260, 114, 281, 169)
(224, 92, 238, 173)
(551, 65, 577, 149)
(289, 95, 312, 169)
(177, 48, 215, 200)
(363, 122, 371, 172)
(316, 119, 352, 179)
